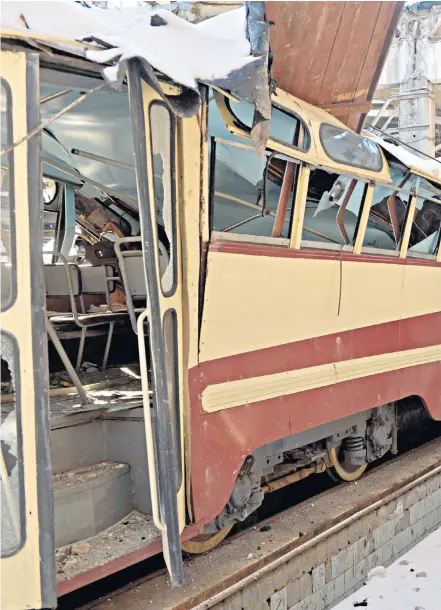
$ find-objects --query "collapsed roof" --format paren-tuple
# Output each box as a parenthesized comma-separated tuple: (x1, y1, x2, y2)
(1, 1, 272, 148)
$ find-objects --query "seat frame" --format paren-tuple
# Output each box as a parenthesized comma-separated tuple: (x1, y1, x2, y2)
(45, 251, 123, 372)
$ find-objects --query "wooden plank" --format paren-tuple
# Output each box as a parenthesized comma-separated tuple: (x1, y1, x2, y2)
(287, 2, 343, 105)
(300, 2, 346, 107)
(333, 2, 382, 106)
(317, 3, 365, 107)
(318, 101, 372, 114)
(267, 2, 308, 88)
(265, 1, 283, 74)
(266, 1, 403, 132)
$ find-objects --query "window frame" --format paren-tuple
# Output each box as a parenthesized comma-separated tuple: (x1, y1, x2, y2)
(1, 77, 17, 312)
(209, 135, 301, 244)
(226, 97, 312, 154)
(405, 189, 441, 260)
(296, 167, 371, 253)
(148, 100, 178, 298)
(0, 331, 26, 558)
(358, 174, 441, 261)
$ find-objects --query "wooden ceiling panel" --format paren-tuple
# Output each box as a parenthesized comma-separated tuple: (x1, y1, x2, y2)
(266, 1, 404, 132)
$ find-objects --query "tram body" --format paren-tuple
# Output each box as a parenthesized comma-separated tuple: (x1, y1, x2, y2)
(1, 5, 440, 608)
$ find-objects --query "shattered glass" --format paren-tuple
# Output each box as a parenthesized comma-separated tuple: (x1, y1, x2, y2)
(1, 80, 15, 311)
(320, 124, 383, 172)
(1, 333, 23, 556)
(150, 103, 175, 295)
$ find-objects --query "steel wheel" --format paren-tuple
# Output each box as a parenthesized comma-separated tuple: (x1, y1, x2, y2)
(181, 523, 233, 554)
(328, 446, 367, 482)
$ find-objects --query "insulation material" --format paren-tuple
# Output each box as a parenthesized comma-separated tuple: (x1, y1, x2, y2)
(369, 133, 441, 181)
(2, 2, 253, 87)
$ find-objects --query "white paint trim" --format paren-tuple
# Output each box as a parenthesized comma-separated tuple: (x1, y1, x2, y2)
(202, 344, 441, 412)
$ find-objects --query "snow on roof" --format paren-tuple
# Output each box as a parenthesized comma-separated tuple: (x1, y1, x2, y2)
(368, 133, 441, 183)
(1, 1, 257, 89)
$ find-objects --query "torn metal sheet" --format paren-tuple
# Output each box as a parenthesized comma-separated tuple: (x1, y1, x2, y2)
(2, 1, 271, 147)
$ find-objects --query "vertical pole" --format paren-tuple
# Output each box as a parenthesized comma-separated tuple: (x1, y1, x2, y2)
(101, 322, 114, 371)
(46, 319, 89, 404)
(289, 164, 310, 249)
(353, 182, 375, 255)
(399, 193, 418, 258)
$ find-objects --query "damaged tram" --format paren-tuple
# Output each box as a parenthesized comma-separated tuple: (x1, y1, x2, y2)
(1, 9, 441, 609)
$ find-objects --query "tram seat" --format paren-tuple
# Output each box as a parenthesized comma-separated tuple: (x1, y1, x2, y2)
(44, 256, 128, 371)
(114, 237, 168, 335)
(115, 239, 146, 335)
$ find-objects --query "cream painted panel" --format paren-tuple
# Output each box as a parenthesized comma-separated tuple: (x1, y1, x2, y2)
(200, 252, 339, 361)
(339, 260, 405, 327)
(199, 252, 440, 362)
(401, 264, 441, 319)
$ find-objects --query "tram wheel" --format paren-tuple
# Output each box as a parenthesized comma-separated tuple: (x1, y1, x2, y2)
(181, 523, 233, 554)
(328, 446, 367, 482)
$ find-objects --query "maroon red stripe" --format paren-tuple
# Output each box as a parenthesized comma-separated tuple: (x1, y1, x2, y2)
(210, 239, 441, 267)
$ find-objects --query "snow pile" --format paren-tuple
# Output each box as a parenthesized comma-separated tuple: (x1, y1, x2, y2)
(1, 1, 257, 89)
(334, 526, 441, 609)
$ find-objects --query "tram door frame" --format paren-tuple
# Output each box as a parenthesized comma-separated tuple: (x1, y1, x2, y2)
(0, 50, 56, 610)
(127, 59, 186, 586)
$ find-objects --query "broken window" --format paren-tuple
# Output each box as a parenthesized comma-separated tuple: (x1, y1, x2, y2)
(210, 141, 299, 239)
(210, 138, 270, 235)
(362, 163, 420, 252)
(209, 97, 298, 240)
(300, 169, 367, 246)
(320, 124, 383, 172)
(149, 102, 176, 296)
(1, 79, 15, 311)
(227, 97, 310, 151)
(1, 333, 24, 556)
(408, 180, 441, 257)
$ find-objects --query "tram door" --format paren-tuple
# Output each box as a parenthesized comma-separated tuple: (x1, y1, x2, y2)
(0, 51, 56, 609)
(127, 61, 186, 586)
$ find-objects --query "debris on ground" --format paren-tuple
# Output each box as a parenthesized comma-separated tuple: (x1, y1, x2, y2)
(80, 361, 99, 373)
(367, 566, 387, 580)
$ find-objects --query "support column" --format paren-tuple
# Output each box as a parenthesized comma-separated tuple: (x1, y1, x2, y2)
(397, 14, 436, 156)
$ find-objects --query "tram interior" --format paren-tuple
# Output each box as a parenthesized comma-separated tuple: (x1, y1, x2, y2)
(1, 77, 171, 580)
